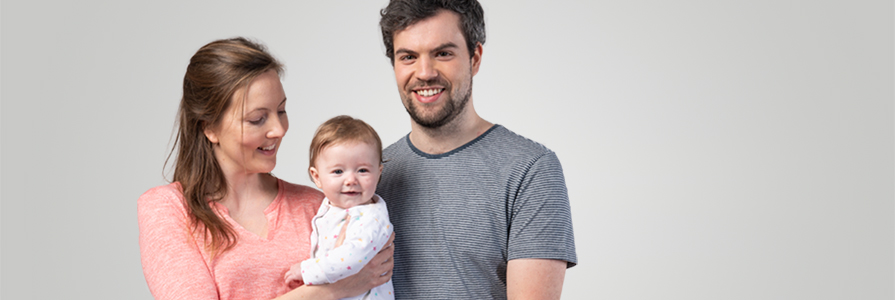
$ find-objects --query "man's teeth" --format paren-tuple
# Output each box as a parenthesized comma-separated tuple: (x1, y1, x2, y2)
(260, 144, 275, 151)
(416, 88, 443, 97)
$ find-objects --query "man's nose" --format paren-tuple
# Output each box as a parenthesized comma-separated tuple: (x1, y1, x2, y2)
(416, 56, 438, 81)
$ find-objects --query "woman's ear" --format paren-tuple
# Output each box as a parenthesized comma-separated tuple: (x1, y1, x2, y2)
(203, 123, 219, 144)
(308, 167, 323, 189)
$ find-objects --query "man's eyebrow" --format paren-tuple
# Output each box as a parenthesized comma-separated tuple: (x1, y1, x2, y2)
(432, 42, 459, 52)
(395, 42, 460, 56)
(395, 48, 417, 56)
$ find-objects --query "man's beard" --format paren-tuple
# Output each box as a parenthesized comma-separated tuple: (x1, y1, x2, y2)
(402, 75, 472, 129)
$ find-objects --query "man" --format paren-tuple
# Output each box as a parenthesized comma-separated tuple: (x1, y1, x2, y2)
(376, 0, 577, 299)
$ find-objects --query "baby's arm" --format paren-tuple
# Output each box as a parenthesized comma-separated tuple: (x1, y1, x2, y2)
(301, 213, 393, 286)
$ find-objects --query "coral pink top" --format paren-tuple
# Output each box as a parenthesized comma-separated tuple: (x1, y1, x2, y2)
(139, 179, 323, 300)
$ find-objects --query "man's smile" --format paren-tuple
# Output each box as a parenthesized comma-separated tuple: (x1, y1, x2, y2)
(415, 88, 444, 97)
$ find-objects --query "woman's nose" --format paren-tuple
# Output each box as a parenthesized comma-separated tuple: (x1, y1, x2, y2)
(267, 118, 286, 139)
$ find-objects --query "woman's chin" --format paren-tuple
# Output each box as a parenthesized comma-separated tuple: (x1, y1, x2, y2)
(245, 164, 276, 176)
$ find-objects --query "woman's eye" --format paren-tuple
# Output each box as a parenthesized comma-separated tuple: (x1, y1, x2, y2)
(248, 118, 264, 125)
(278, 110, 287, 115)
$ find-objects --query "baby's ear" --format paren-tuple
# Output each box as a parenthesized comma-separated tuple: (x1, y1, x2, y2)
(308, 167, 323, 189)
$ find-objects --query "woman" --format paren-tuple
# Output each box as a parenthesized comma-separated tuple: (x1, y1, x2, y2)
(138, 37, 393, 300)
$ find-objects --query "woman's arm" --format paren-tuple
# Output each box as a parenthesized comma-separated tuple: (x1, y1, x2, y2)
(138, 186, 218, 299)
(275, 233, 395, 300)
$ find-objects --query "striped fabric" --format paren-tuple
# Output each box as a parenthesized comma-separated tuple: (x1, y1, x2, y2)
(377, 125, 577, 300)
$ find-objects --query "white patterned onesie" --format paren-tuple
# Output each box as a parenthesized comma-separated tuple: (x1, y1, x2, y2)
(300, 194, 394, 300)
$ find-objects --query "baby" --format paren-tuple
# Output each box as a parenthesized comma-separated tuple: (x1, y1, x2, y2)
(285, 115, 394, 299)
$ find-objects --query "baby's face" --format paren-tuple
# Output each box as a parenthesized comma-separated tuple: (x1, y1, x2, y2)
(310, 141, 381, 209)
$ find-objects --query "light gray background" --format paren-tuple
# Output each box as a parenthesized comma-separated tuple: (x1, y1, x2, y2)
(1, 0, 892, 299)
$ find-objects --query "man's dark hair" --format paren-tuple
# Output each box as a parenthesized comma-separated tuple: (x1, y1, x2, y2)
(379, 0, 486, 65)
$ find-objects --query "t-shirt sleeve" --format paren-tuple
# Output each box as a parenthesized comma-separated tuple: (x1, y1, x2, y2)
(506, 151, 578, 268)
(300, 212, 393, 285)
(138, 185, 219, 299)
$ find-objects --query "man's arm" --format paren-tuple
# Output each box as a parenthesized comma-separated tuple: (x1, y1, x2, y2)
(505, 151, 576, 299)
(507, 258, 567, 300)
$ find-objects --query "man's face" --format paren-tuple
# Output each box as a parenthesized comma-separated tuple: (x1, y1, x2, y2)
(392, 10, 481, 128)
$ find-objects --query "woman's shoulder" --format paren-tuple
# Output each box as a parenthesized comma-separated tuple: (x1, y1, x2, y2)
(138, 182, 186, 212)
(279, 179, 324, 203)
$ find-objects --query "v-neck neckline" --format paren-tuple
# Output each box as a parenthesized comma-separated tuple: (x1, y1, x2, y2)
(211, 178, 284, 241)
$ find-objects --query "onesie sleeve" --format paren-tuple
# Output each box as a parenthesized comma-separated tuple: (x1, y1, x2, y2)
(506, 151, 578, 267)
(138, 185, 219, 299)
(300, 210, 393, 285)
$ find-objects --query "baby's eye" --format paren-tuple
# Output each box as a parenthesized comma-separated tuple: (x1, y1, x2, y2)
(332, 169, 343, 175)
(358, 168, 369, 173)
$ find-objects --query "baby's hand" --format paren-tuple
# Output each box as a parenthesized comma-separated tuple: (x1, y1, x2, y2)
(284, 263, 304, 288)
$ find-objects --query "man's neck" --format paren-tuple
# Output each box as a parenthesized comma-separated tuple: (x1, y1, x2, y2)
(409, 112, 493, 155)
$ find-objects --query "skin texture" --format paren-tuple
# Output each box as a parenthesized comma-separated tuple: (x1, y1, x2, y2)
(391, 10, 567, 299)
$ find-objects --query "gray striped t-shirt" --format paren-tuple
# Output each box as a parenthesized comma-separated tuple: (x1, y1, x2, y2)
(377, 125, 577, 299)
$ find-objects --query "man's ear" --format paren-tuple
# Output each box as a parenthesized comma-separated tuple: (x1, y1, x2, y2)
(203, 123, 219, 144)
(470, 42, 483, 76)
(309, 167, 323, 189)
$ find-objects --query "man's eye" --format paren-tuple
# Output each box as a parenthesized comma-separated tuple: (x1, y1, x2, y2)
(437, 51, 451, 57)
(400, 54, 415, 61)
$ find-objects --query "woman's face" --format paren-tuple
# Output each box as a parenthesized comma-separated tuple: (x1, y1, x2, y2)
(204, 70, 288, 177)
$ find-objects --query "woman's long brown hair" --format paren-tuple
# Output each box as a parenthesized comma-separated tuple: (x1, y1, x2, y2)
(167, 37, 283, 256)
